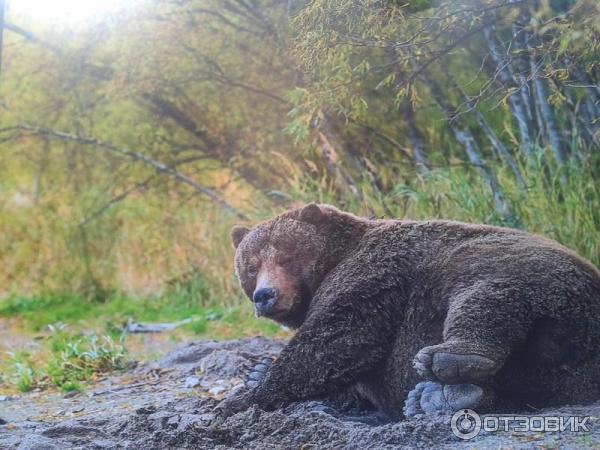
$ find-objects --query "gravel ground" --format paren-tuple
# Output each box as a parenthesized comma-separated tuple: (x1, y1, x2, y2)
(1, 337, 599, 449)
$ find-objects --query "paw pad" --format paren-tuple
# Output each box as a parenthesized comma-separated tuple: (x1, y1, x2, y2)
(404, 381, 486, 418)
(243, 357, 274, 389)
(414, 344, 500, 384)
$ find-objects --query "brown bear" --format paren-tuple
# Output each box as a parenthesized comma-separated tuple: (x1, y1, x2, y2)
(218, 203, 600, 420)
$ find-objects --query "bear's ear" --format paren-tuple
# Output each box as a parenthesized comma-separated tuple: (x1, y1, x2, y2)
(298, 203, 326, 225)
(231, 225, 250, 249)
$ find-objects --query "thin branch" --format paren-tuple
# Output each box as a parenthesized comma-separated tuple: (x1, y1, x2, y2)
(397, 18, 505, 91)
(79, 175, 157, 227)
(2, 21, 62, 54)
(0, 124, 248, 219)
(406, 0, 528, 22)
(3, 22, 36, 41)
(348, 118, 413, 161)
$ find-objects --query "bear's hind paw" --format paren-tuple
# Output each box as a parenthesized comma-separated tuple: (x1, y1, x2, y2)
(413, 343, 501, 384)
(403, 381, 487, 418)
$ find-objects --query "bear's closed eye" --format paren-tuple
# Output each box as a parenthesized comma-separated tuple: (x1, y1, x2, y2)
(276, 254, 294, 266)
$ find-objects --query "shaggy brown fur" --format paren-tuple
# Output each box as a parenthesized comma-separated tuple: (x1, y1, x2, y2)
(219, 203, 600, 420)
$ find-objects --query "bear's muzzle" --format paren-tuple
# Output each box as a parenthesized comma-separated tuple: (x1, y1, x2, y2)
(253, 287, 277, 316)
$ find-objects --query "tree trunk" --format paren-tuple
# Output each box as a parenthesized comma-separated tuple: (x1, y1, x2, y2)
(483, 26, 536, 163)
(402, 99, 430, 174)
(317, 130, 363, 202)
(455, 129, 513, 220)
(529, 50, 569, 166)
(0, 0, 5, 80)
(446, 73, 526, 189)
(420, 70, 514, 221)
(386, 46, 430, 173)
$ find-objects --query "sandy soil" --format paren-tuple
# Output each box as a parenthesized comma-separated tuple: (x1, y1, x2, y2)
(1, 337, 599, 449)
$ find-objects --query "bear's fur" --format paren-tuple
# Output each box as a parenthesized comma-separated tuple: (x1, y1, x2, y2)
(220, 203, 600, 420)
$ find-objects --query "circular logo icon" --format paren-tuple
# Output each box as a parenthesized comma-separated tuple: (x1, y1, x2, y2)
(451, 409, 482, 440)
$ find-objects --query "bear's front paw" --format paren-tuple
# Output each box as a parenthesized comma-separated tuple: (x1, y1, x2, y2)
(244, 357, 274, 389)
(403, 381, 487, 418)
(413, 342, 501, 384)
(214, 389, 256, 419)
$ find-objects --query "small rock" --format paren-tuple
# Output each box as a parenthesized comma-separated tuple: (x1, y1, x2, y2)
(159, 342, 218, 366)
(176, 413, 204, 431)
(240, 431, 258, 442)
(0, 417, 7, 425)
(199, 350, 246, 378)
(63, 391, 78, 399)
(208, 385, 227, 396)
(147, 411, 173, 422)
(42, 424, 104, 438)
(15, 420, 39, 429)
(17, 434, 58, 450)
(184, 376, 201, 388)
(91, 439, 117, 449)
(126, 360, 138, 370)
(167, 415, 181, 428)
(135, 405, 156, 415)
(198, 412, 216, 424)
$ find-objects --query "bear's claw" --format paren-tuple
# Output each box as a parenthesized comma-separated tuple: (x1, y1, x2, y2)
(403, 381, 487, 417)
(245, 357, 274, 389)
(413, 343, 500, 384)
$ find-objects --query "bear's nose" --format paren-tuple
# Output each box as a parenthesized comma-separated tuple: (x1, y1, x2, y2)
(253, 287, 276, 304)
(252, 288, 277, 316)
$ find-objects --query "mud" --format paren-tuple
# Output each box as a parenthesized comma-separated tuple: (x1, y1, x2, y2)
(1, 337, 599, 449)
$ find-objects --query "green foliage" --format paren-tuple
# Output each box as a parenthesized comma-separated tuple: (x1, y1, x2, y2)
(0, 0, 598, 351)
(3, 352, 39, 392)
(0, 294, 97, 331)
(3, 324, 128, 392)
(285, 154, 599, 267)
(45, 324, 128, 391)
(0, 285, 287, 341)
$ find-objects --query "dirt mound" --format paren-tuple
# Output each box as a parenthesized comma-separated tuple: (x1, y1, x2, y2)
(1, 338, 599, 449)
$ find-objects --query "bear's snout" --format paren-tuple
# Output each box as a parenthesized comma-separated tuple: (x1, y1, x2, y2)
(253, 287, 277, 316)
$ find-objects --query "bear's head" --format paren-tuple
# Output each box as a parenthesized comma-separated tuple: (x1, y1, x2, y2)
(231, 203, 360, 328)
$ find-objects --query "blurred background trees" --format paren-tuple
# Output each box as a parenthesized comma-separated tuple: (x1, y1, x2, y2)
(0, 0, 598, 302)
